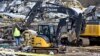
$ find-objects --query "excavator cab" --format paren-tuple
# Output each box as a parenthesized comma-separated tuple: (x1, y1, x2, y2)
(37, 24, 56, 43)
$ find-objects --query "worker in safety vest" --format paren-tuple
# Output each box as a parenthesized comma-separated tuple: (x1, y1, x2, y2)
(13, 24, 21, 46)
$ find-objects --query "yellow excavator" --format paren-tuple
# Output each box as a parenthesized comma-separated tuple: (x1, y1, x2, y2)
(21, 0, 86, 53)
(20, 0, 100, 54)
(60, 0, 100, 46)
(22, 14, 83, 53)
(80, 6, 100, 46)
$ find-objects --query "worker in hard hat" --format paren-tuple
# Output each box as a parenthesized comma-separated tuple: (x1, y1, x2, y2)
(13, 24, 21, 46)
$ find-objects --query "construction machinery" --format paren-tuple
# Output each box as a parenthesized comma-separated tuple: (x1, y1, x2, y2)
(22, 14, 83, 53)
(3, 0, 99, 48)
(20, 0, 87, 53)
(80, 6, 100, 46)
(19, 0, 100, 53)
(59, 0, 100, 46)
(0, 0, 99, 55)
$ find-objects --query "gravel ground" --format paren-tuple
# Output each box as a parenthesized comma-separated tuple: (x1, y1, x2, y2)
(56, 53, 100, 56)
(55, 46, 100, 56)
(0, 46, 100, 56)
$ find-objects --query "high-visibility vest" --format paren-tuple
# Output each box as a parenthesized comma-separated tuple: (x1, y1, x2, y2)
(13, 27, 21, 37)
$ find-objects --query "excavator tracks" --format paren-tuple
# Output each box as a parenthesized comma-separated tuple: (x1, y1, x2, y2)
(29, 47, 66, 54)
(32, 47, 59, 54)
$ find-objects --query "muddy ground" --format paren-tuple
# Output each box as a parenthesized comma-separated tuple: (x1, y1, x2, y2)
(55, 46, 100, 56)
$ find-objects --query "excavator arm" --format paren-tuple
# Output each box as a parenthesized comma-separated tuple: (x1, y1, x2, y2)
(25, 1, 42, 26)
(55, 13, 85, 45)
(25, 1, 78, 26)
